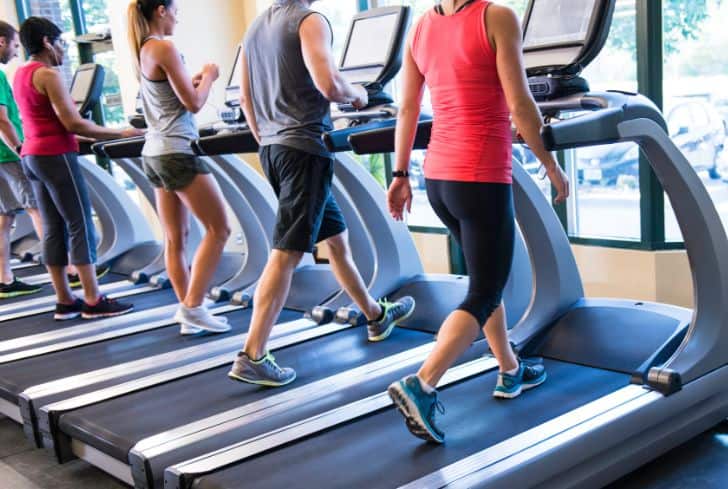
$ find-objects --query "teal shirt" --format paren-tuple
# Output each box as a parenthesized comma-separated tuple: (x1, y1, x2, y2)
(0, 69, 23, 163)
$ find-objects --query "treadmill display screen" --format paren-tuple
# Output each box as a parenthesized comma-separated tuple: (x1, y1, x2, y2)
(71, 67, 96, 103)
(228, 45, 243, 89)
(342, 13, 399, 68)
(524, 0, 597, 48)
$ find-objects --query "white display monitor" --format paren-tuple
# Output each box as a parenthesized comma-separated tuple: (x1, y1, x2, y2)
(523, 0, 598, 49)
(71, 66, 96, 104)
(341, 12, 399, 69)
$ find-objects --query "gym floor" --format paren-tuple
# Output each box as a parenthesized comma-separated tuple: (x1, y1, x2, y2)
(1, 415, 726, 488)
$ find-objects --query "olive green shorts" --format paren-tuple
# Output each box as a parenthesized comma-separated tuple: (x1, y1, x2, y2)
(142, 153, 211, 191)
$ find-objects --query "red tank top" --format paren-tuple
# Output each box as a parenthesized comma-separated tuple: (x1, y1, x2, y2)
(13, 61, 79, 156)
(411, 0, 512, 183)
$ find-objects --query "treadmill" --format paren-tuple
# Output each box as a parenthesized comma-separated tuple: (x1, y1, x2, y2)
(0, 64, 163, 318)
(26, 8, 536, 489)
(0, 61, 287, 434)
(161, 2, 726, 489)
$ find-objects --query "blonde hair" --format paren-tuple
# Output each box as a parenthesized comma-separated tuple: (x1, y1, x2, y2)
(127, 0, 169, 78)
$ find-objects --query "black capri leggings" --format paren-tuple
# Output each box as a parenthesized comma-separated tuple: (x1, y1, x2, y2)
(426, 179, 515, 326)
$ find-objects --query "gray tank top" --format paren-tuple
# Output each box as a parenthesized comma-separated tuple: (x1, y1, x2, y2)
(244, 0, 333, 157)
(139, 37, 198, 157)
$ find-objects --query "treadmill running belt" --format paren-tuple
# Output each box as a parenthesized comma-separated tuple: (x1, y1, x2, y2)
(0, 272, 125, 307)
(192, 360, 628, 489)
(0, 307, 293, 404)
(12, 265, 47, 279)
(59, 328, 436, 463)
(0, 287, 176, 341)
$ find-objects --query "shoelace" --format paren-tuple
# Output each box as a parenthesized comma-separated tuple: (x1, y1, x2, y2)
(263, 352, 284, 375)
(428, 396, 445, 423)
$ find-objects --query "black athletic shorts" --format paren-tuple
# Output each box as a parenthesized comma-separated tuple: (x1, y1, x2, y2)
(260, 144, 347, 253)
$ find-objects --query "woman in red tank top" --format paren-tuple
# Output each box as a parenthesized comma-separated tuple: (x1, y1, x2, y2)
(387, 0, 570, 443)
(14, 17, 142, 320)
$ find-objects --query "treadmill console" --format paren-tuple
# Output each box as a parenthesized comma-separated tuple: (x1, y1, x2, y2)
(70, 63, 105, 120)
(336, 6, 411, 111)
(522, 0, 615, 101)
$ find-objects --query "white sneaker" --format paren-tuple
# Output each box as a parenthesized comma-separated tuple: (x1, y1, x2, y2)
(174, 305, 231, 334)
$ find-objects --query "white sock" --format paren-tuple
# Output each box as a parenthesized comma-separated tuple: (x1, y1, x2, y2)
(503, 365, 520, 376)
(418, 376, 436, 394)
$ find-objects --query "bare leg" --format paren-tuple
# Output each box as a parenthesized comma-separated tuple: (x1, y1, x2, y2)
(174, 174, 231, 307)
(482, 304, 518, 372)
(0, 215, 14, 283)
(325, 231, 381, 320)
(417, 305, 517, 387)
(155, 188, 191, 302)
(76, 264, 101, 303)
(47, 265, 75, 304)
(243, 249, 303, 359)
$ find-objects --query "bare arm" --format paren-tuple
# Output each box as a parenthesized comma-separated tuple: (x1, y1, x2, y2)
(388, 30, 425, 221)
(394, 34, 425, 173)
(152, 41, 217, 114)
(0, 105, 21, 156)
(300, 13, 367, 107)
(490, 5, 569, 202)
(239, 43, 260, 145)
(39, 68, 135, 140)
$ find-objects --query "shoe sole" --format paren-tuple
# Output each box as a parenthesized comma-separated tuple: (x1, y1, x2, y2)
(0, 289, 43, 299)
(387, 382, 444, 444)
(81, 306, 135, 320)
(177, 318, 229, 336)
(227, 371, 297, 387)
(369, 299, 417, 342)
(493, 372, 548, 399)
(54, 312, 81, 321)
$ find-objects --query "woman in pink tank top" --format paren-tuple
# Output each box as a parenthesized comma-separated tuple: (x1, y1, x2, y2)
(387, 0, 570, 443)
(14, 17, 142, 320)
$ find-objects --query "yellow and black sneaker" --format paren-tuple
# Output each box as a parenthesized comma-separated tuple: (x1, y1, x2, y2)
(68, 264, 110, 288)
(0, 277, 43, 299)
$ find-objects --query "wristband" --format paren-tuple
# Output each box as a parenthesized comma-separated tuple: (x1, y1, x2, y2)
(392, 170, 409, 178)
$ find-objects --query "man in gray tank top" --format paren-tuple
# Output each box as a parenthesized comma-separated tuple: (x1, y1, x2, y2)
(228, 0, 415, 387)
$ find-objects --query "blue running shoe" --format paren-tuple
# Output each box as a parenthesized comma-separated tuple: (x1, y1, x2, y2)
(388, 375, 445, 444)
(493, 360, 547, 399)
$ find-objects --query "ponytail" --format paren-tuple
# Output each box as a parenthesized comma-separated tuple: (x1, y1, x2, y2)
(127, 0, 170, 78)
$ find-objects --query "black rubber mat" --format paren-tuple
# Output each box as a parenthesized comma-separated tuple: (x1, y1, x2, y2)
(0, 308, 299, 404)
(59, 327, 436, 463)
(0, 287, 176, 341)
(12, 264, 47, 279)
(192, 360, 628, 489)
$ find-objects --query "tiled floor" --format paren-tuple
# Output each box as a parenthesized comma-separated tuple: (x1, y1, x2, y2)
(1, 415, 726, 488)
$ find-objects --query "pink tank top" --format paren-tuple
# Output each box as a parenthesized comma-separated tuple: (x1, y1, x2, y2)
(13, 61, 79, 156)
(411, 0, 512, 183)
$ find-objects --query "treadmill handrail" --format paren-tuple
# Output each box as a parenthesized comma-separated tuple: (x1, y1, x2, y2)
(93, 136, 147, 158)
(541, 92, 728, 384)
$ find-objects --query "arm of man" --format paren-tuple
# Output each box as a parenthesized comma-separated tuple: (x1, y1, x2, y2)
(300, 13, 367, 108)
(239, 43, 261, 145)
(0, 105, 21, 156)
(490, 5, 569, 203)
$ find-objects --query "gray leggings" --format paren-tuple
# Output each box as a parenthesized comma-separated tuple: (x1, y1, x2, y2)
(22, 153, 97, 266)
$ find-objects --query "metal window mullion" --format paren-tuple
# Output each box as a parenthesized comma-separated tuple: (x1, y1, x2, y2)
(15, 0, 29, 23)
(636, 0, 666, 249)
(358, 0, 370, 11)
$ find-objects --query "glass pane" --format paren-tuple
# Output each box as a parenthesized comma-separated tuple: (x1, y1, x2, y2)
(311, 0, 360, 59)
(78, 0, 124, 126)
(663, 0, 728, 241)
(566, 0, 640, 240)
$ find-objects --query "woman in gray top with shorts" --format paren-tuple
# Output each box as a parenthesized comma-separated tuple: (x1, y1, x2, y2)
(128, 0, 231, 334)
